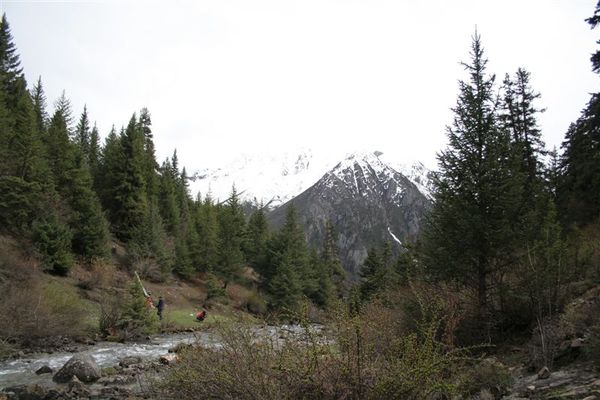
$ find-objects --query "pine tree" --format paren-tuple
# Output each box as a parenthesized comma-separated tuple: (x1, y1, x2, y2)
(245, 205, 269, 271)
(321, 221, 345, 296)
(88, 123, 101, 184)
(75, 105, 91, 158)
(54, 91, 73, 134)
(31, 76, 48, 134)
(216, 186, 246, 287)
(138, 108, 159, 200)
(558, 5, 600, 226)
(191, 195, 219, 272)
(96, 126, 122, 217)
(0, 13, 23, 105)
(111, 115, 148, 241)
(158, 157, 181, 233)
(422, 32, 519, 312)
(33, 214, 74, 276)
(359, 242, 396, 301)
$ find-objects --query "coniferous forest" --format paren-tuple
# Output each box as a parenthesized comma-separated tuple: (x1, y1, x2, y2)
(0, 2, 599, 399)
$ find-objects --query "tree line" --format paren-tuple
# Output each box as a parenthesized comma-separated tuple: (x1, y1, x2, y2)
(357, 13, 600, 341)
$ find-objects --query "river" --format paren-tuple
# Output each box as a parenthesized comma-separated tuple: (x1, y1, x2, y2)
(0, 324, 323, 390)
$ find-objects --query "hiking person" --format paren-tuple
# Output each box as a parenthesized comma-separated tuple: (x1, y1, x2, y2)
(156, 296, 165, 320)
(145, 292, 154, 309)
(195, 310, 206, 322)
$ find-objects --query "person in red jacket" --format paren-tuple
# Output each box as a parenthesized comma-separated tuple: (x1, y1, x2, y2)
(195, 310, 206, 322)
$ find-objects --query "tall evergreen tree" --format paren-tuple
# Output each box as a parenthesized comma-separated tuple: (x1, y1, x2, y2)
(422, 33, 519, 312)
(75, 105, 91, 158)
(88, 123, 101, 184)
(111, 115, 148, 241)
(0, 13, 23, 105)
(321, 221, 345, 295)
(558, 4, 600, 226)
(245, 205, 270, 271)
(31, 76, 48, 134)
(191, 195, 219, 272)
(216, 186, 246, 287)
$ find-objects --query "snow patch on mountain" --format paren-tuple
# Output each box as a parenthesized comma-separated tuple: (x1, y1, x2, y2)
(188, 149, 340, 208)
(189, 149, 433, 208)
(387, 227, 403, 246)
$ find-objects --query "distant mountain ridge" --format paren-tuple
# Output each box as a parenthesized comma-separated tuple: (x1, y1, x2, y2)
(267, 151, 432, 278)
(189, 149, 433, 207)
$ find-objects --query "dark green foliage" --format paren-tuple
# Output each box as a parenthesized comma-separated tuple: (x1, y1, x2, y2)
(116, 280, 157, 339)
(190, 195, 219, 272)
(74, 105, 91, 157)
(558, 3, 600, 227)
(68, 149, 109, 260)
(321, 221, 345, 295)
(559, 94, 600, 226)
(245, 205, 269, 271)
(267, 250, 302, 312)
(31, 77, 47, 134)
(33, 215, 74, 275)
(359, 242, 397, 301)
(216, 187, 246, 286)
(263, 204, 308, 311)
(205, 272, 226, 300)
(0, 176, 45, 233)
(586, 1, 600, 74)
(110, 115, 148, 241)
(422, 33, 519, 311)
(0, 13, 23, 99)
(88, 124, 100, 184)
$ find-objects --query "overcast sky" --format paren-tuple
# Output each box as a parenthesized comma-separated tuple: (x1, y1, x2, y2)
(2, 0, 599, 170)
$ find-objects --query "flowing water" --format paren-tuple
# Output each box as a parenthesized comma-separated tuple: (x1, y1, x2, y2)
(0, 324, 324, 389)
(0, 332, 210, 388)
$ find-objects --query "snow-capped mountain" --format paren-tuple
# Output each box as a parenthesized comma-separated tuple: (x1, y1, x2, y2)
(268, 151, 432, 278)
(188, 149, 339, 208)
(189, 149, 433, 208)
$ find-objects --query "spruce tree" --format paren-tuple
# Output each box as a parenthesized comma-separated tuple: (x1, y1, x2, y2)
(422, 33, 519, 312)
(75, 105, 91, 158)
(558, 4, 600, 226)
(111, 115, 148, 241)
(245, 205, 270, 271)
(321, 221, 345, 296)
(216, 186, 246, 287)
(31, 76, 48, 134)
(138, 107, 159, 200)
(0, 13, 23, 105)
(191, 195, 219, 272)
(88, 123, 100, 184)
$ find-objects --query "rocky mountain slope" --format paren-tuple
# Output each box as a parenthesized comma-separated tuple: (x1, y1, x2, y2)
(267, 151, 432, 278)
(189, 149, 433, 208)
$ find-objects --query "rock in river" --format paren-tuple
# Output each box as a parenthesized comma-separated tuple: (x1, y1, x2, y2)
(53, 354, 102, 383)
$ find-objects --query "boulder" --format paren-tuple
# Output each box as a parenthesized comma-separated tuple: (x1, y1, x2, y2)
(3, 384, 48, 400)
(119, 356, 142, 368)
(53, 354, 102, 383)
(537, 366, 551, 380)
(35, 365, 53, 375)
(159, 354, 178, 365)
(66, 376, 91, 397)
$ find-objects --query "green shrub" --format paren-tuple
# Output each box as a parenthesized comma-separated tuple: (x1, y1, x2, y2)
(205, 272, 226, 300)
(0, 279, 88, 342)
(245, 291, 267, 315)
(100, 280, 158, 341)
(33, 216, 73, 276)
(156, 292, 468, 400)
(458, 358, 513, 398)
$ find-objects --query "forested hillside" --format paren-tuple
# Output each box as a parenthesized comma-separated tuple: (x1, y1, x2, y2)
(0, 12, 347, 317)
(0, 2, 599, 398)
